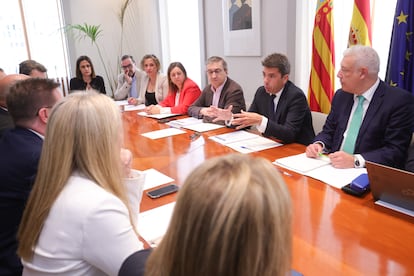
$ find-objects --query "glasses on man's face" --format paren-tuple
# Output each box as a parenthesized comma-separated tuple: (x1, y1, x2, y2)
(207, 68, 223, 75)
(121, 63, 133, 70)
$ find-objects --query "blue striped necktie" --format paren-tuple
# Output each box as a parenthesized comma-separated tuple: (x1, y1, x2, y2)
(343, 95, 365, 154)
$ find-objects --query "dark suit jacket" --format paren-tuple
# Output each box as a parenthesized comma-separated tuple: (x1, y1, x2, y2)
(249, 81, 315, 145)
(315, 81, 414, 168)
(0, 108, 14, 139)
(188, 77, 246, 121)
(406, 140, 414, 172)
(0, 127, 43, 275)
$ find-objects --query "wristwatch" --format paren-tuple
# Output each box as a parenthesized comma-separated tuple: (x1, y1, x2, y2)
(354, 156, 360, 168)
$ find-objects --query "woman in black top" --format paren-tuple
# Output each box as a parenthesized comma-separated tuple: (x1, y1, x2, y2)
(70, 55, 106, 94)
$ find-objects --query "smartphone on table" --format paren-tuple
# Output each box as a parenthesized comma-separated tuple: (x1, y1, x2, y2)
(147, 184, 179, 199)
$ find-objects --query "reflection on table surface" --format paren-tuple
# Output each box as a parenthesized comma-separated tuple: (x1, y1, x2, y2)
(122, 110, 414, 275)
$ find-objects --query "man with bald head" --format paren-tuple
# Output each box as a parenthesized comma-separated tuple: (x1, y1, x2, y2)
(0, 74, 29, 138)
(0, 78, 62, 275)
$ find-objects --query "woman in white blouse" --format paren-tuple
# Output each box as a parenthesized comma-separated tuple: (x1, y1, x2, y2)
(18, 92, 148, 276)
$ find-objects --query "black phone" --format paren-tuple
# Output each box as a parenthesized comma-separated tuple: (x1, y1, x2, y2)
(341, 183, 370, 197)
(147, 184, 179, 199)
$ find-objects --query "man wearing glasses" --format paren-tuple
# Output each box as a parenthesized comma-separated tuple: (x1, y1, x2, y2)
(114, 55, 142, 101)
(188, 56, 246, 124)
(0, 78, 61, 275)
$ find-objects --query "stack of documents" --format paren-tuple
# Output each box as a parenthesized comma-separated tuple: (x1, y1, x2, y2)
(137, 111, 181, 120)
(209, 130, 282, 153)
(274, 153, 367, 189)
(166, 117, 225, 132)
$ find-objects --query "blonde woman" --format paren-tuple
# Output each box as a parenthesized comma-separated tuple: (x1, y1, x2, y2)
(145, 154, 292, 276)
(18, 92, 148, 275)
(128, 54, 168, 106)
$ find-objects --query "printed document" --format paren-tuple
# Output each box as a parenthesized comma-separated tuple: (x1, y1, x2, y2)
(209, 130, 282, 153)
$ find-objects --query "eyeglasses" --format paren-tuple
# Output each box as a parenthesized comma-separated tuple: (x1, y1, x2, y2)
(121, 63, 133, 70)
(207, 69, 223, 75)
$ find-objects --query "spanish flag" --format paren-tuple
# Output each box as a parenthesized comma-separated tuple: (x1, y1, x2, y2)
(385, 0, 414, 94)
(308, 0, 335, 114)
(348, 0, 372, 46)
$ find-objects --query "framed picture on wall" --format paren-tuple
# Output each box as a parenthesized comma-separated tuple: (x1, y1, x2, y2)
(222, 0, 261, 56)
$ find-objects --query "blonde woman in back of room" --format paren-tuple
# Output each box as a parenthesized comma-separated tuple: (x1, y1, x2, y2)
(128, 54, 168, 106)
(145, 154, 292, 276)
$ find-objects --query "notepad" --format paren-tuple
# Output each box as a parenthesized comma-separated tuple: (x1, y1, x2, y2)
(273, 153, 367, 189)
(274, 153, 330, 173)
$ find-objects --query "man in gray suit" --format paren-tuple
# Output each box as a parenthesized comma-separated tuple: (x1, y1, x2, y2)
(188, 56, 246, 124)
(114, 55, 142, 101)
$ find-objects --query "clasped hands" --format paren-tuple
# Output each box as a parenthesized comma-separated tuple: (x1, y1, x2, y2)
(204, 105, 262, 129)
(305, 143, 355, 168)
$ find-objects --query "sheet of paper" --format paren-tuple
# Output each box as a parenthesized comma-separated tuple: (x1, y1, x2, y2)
(209, 130, 259, 144)
(166, 117, 202, 128)
(115, 100, 128, 106)
(227, 136, 282, 153)
(141, 128, 186, 139)
(304, 166, 367, 189)
(274, 153, 331, 173)
(115, 100, 145, 111)
(138, 202, 176, 246)
(137, 111, 181, 119)
(183, 122, 225, 132)
(142, 168, 175, 190)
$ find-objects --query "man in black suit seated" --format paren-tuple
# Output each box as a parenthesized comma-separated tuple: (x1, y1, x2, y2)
(211, 53, 315, 145)
(0, 78, 61, 275)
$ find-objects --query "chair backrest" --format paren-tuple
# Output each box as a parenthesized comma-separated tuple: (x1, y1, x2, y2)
(55, 76, 70, 97)
(311, 111, 328, 135)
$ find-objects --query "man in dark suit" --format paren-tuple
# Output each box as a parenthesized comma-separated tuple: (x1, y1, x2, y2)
(211, 53, 315, 145)
(0, 74, 29, 139)
(0, 78, 61, 275)
(306, 45, 414, 169)
(188, 56, 246, 124)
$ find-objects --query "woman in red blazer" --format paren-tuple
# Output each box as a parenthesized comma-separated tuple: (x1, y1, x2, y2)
(146, 62, 201, 114)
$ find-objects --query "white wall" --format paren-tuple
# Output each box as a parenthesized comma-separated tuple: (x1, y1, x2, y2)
(62, 0, 296, 102)
(62, 0, 162, 95)
(203, 0, 297, 105)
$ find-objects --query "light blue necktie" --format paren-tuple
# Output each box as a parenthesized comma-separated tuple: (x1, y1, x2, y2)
(343, 95, 365, 154)
(130, 75, 137, 98)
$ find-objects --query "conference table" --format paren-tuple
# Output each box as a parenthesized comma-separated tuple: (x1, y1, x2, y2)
(122, 109, 414, 275)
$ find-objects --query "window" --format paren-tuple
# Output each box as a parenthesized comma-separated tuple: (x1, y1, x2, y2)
(0, 0, 69, 79)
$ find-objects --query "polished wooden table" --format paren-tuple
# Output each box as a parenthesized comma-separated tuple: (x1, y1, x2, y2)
(122, 110, 414, 276)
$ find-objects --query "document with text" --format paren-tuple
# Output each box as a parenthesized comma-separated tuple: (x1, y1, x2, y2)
(274, 153, 367, 189)
(166, 117, 225, 132)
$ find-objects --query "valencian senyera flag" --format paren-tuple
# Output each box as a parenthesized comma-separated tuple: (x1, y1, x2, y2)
(348, 0, 372, 46)
(385, 0, 414, 94)
(308, 0, 335, 114)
